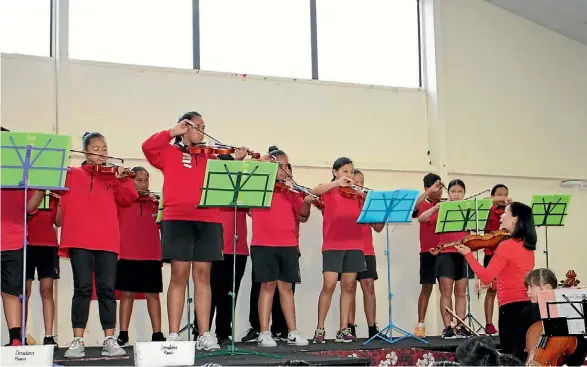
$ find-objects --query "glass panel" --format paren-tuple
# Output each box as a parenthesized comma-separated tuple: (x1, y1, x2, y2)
(199, 0, 311, 79)
(316, 0, 420, 88)
(69, 0, 193, 68)
(0, 0, 51, 57)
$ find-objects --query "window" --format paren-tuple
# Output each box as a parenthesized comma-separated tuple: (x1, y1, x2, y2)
(69, 0, 192, 68)
(316, 0, 420, 88)
(199, 0, 311, 79)
(0, 0, 51, 57)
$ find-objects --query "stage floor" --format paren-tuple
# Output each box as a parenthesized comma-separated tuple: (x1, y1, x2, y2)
(52, 335, 499, 366)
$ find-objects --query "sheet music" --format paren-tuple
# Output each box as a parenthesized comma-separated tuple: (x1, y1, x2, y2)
(552, 288, 587, 334)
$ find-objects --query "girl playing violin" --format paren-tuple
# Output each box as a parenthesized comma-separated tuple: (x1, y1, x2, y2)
(142, 112, 248, 351)
(483, 184, 511, 336)
(347, 169, 384, 340)
(419, 179, 472, 339)
(60, 132, 138, 358)
(25, 190, 62, 345)
(311, 157, 367, 343)
(455, 201, 536, 361)
(524, 268, 587, 366)
(115, 167, 166, 346)
(250, 146, 311, 347)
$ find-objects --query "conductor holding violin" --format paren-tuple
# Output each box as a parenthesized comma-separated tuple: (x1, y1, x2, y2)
(142, 112, 249, 351)
(455, 201, 537, 361)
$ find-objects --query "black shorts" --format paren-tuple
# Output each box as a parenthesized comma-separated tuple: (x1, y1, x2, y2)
(420, 252, 437, 285)
(1, 249, 23, 296)
(115, 259, 163, 293)
(251, 246, 300, 284)
(323, 250, 366, 274)
(160, 220, 223, 262)
(357, 255, 378, 281)
(483, 254, 493, 267)
(26, 246, 59, 280)
(435, 253, 474, 280)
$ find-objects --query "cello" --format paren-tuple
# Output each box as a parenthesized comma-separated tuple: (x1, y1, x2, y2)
(525, 270, 581, 366)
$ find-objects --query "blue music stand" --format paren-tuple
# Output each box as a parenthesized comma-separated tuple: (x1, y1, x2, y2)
(357, 189, 428, 345)
(1, 131, 71, 344)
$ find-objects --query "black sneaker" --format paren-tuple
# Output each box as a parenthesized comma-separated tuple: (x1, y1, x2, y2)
(116, 332, 129, 346)
(441, 326, 457, 339)
(456, 327, 473, 338)
(241, 328, 259, 342)
(368, 324, 379, 339)
(348, 324, 358, 341)
(218, 337, 232, 346)
(43, 336, 58, 345)
(152, 332, 166, 342)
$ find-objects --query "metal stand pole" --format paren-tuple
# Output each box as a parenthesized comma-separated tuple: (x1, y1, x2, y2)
(363, 223, 428, 345)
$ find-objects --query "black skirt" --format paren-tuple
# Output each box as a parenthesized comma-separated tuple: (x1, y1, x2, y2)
(115, 259, 163, 293)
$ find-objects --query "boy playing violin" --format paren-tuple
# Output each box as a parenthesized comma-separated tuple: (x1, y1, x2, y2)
(412, 173, 443, 338)
(250, 146, 311, 347)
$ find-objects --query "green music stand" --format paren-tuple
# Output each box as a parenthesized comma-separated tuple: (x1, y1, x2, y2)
(195, 159, 280, 360)
(1, 131, 72, 345)
(436, 198, 493, 332)
(530, 194, 571, 269)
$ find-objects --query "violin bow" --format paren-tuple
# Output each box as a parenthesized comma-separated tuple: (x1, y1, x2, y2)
(70, 149, 125, 163)
(445, 307, 479, 336)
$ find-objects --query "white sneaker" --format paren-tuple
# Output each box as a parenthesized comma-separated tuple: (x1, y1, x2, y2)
(257, 331, 277, 347)
(102, 336, 126, 357)
(167, 333, 181, 342)
(196, 332, 220, 351)
(64, 337, 85, 358)
(287, 330, 309, 346)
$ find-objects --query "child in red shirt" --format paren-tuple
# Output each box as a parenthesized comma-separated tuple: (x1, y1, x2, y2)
(25, 190, 61, 345)
(457, 202, 536, 361)
(115, 166, 166, 345)
(1, 188, 44, 346)
(482, 184, 510, 336)
(419, 179, 471, 339)
(142, 112, 248, 351)
(346, 170, 384, 340)
(412, 173, 443, 338)
(251, 147, 311, 347)
(311, 157, 366, 343)
(61, 132, 138, 358)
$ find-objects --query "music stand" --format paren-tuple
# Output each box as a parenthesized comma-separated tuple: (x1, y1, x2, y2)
(530, 195, 572, 269)
(357, 189, 426, 345)
(542, 299, 586, 338)
(436, 199, 493, 333)
(195, 159, 281, 360)
(0, 131, 72, 345)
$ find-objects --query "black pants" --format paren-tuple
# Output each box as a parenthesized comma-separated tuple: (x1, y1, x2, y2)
(499, 300, 533, 361)
(207, 254, 248, 339)
(69, 249, 118, 330)
(249, 268, 296, 336)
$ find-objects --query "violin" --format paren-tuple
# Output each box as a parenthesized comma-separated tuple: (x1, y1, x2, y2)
(137, 190, 160, 202)
(525, 321, 578, 366)
(183, 121, 261, 159)
(186, 144, 260, 159)
(338, 185, 370, 206)
(275, 181, 324, 211)
(86, 164, 135, 178)
(430, 229, 510, 255)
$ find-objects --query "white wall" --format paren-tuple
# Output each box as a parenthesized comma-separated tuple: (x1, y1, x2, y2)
(1, 0, 586, 346)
